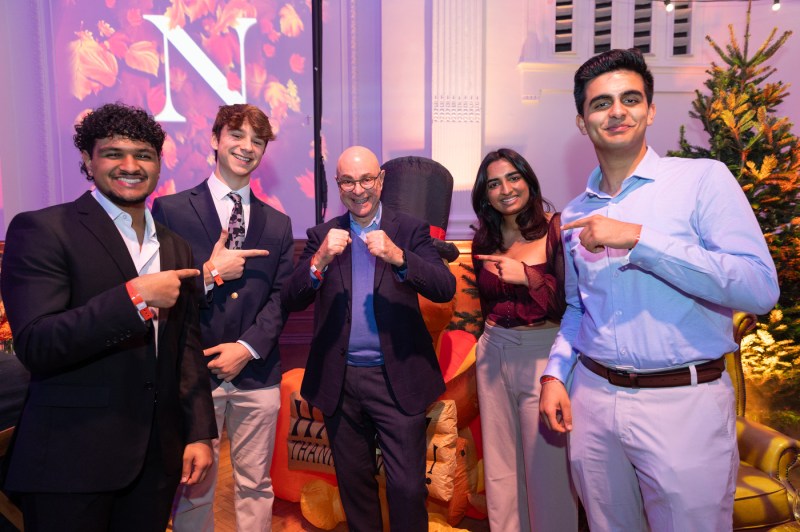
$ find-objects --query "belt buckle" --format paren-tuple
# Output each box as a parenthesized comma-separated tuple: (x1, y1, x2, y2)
(609, 367, 639, 389)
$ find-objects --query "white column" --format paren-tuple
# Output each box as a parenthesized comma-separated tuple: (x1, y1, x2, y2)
(431, 0, 484, 239)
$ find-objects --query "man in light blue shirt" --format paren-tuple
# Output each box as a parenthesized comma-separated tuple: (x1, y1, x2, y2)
(539, 49, 778, 531)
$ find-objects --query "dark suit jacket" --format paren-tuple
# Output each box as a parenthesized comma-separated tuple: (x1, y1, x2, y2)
(282, 208, 456, 416)
(0, 191, 217, 493)
(152, 181, 294, 389)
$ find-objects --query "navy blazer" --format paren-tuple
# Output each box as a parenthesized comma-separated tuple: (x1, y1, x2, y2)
(282, 208, 456, 416)
(0, 191, 216, 492)
(152, 181, 294, 390)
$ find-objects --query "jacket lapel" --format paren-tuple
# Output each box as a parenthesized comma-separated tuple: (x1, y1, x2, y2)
(75, 192, 138, 281)
(189, 181, 223, 246)
(244, 192, 267, 248)
(154, 225, 177, 343)
(334, 213, 352, 290)
(374, 207, 399, 292)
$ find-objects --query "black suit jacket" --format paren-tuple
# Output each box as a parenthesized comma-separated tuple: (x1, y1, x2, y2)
(152, 181, 294, 389)
(0, 191, 216, 493)
(282, 208, 455, 416)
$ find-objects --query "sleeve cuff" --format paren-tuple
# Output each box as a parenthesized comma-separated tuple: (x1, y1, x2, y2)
(237, 340, 259, 360)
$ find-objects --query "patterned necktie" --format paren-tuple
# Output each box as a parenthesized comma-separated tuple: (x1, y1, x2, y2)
(226, 192, 245, 249)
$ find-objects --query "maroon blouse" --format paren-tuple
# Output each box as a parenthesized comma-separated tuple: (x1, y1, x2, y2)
(473, 213, 566, 328)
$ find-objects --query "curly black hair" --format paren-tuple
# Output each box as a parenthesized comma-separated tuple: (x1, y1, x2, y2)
(73, 102, 165, 181)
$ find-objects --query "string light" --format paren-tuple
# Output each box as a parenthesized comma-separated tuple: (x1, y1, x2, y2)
(664, 0, 675, 13)
(772, 0, 781, 11)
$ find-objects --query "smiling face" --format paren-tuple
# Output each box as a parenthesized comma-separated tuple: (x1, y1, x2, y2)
(576, 69, 655, 157)
(211, 120, 268, 188)
(485, 158, 531, 219)
(336, 146, 383, 227)
(82, 136, 160, 211)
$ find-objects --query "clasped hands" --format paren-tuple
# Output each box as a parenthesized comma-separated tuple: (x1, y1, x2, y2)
(312, 228, 405, 270)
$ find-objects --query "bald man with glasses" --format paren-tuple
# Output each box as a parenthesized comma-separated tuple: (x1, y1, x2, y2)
(282, 146, 456, 532)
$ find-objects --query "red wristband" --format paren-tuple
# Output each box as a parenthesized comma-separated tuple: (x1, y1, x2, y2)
(310, 254, 326, 281)
(126, 281, 153, 321)
(310, 263, 324, 281)
(207, 261, 223, 286)
(539, 375, 561, 385)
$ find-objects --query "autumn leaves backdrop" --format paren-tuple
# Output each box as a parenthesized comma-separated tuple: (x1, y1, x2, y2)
(63, 0, 320, 229)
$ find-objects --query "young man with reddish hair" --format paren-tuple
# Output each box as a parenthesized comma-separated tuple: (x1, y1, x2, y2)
(153, 103, 294, 531)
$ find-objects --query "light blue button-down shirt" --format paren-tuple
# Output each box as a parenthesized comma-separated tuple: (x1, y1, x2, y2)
(545, 147, 779, 381)
(92, 189, 161, 344)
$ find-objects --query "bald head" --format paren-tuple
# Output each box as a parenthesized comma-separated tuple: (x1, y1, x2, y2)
(337, 146, 380, 177)
(336, 146, 384, 227)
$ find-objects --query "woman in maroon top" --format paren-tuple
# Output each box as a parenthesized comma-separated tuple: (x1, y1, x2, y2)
(471, 148, 577, 531)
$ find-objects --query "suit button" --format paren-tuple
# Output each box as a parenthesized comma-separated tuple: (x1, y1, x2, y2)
(231, 292, 239, 299)
(144, 382, 154, 390)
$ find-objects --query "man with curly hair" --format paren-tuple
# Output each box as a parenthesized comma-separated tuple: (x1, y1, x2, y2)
(0, 102, 217, 531)
(153, 104, 294, 532)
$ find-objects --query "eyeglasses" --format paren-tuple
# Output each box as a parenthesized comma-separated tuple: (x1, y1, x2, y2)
(336, 170, 383, 192)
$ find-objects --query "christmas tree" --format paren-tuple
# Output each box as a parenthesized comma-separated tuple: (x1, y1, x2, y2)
(670, 1, 800, 435)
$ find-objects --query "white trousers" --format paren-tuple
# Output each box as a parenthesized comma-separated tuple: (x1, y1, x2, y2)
(173, 381, 281, 532)
(569, 360, 738, 532)
(476, 323, 578, 532)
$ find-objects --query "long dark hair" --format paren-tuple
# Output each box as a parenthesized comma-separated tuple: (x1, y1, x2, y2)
(471, 148, 553, 255)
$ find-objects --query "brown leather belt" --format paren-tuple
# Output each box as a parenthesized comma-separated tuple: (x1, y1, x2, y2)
(579, 355, 725, 389)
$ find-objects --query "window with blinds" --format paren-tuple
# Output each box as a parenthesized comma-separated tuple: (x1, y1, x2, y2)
(672, 2, 692, 55)
(555, 0, 574, 53)
(549, 2, 692, 58)
(633, 0, 653, 54)
(594, 1, 612, 54)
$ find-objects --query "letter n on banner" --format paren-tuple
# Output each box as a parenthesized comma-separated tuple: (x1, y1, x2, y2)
(142, 15, 256, 122)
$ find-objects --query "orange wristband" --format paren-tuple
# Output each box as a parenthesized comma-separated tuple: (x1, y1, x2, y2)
(126, 281, 153, 321)
(207, 261, 223, 286)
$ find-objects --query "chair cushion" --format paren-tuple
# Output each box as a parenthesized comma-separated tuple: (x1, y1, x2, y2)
(734, 461, 793, 530)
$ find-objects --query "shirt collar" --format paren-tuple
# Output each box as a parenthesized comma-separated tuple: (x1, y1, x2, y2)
(349, 203, 382, 236)
(91, 189, 157, 238)
(207, 172, 251, 203)
(585, 146, 660, 199)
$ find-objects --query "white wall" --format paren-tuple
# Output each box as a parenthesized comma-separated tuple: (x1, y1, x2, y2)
(380, 0, 800, 239)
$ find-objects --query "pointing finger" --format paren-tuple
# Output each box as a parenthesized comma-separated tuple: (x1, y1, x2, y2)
(237, 249, 270, 258)
(561, 218, 590, 231)
(175, 268, 201, 279)
(474, 254, 501, 263)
